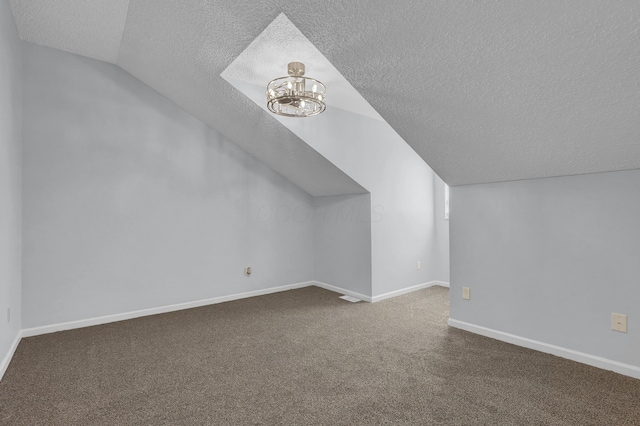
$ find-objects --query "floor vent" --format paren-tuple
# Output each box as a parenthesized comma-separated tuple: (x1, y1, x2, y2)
(339, 295, 361, 303)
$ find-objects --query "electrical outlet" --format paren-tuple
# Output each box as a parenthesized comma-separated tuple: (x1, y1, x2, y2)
(612, 313, 627, 333)
(417, 261, 421, 270)
(462, 287, 470, 300)
(245, 266, 251, 276)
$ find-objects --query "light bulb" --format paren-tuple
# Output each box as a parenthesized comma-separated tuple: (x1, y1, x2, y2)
(312, 84, 317, 93)
(300, 100, 306, 108)
(287, 81, 292, 89)
(318, 95, 322, 101)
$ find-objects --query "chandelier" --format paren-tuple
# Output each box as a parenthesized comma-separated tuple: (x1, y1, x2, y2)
(266, 62, 326, 117)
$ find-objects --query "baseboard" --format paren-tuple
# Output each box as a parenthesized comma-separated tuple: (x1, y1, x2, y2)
(4, 280, 448, 381)
(21, 281, 314, 338)
(448, 318, 640, 380)
(312, 281, 373, 303)
(0, 330, 22, 382)
(371, 280, 449, 303)
(12, 281, 451, 339)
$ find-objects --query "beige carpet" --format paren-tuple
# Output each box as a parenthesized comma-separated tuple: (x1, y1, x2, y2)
(1, 286, 639, 425)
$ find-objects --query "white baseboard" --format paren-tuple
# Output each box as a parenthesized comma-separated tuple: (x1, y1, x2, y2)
(13, 281, 451, 339)
(371, 280, 450, 303)
(0, 330, 22, 382)
(312, 281, 373, 303)
(448, 318, 640, 380)
(2, 280, 449, 382)
(21, 281, 314, 338)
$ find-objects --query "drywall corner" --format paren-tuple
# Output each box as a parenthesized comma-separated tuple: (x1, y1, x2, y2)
(313, 194, 372, 297)
(450, 170, 640, 372)
(0, 0, 23, 381)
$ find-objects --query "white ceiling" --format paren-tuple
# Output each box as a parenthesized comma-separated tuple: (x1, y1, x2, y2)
(221, 13, 383, 123)
(9, 0, 130, 63)
(9, 0, 640, 189)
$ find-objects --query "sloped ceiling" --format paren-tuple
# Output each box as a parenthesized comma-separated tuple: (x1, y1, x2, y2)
(9, 0, 130, 63)
(9, 0, 640, 188)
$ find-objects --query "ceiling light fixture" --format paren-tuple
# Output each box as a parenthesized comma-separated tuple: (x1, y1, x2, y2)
(266, 62, 326, 117)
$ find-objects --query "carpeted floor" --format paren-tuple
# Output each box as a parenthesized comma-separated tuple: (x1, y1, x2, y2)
(1, 286, 639, 425)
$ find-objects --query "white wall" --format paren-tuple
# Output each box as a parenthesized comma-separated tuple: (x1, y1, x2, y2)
(314, 194, 372, 297)
(21, 42, 315, 328)
(432, 176, 450, 284)
(290, 107, 444, 297)
(450, 169, 640, 369)
(0, 0, 22, 373)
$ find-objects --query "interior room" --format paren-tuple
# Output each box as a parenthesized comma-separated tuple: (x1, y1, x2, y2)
(1, 1, 639, 424)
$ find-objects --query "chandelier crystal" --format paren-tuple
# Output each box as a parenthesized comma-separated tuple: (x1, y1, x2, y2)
(266, 62, 326, 117)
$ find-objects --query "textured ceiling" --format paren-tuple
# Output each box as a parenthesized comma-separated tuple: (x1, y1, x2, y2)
(221, 13, 382, 122)
(9, 0, 130, 63)
(9, 0, 640, 187)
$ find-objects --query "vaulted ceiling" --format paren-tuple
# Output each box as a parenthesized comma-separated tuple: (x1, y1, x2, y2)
(10, 0, 640, 192)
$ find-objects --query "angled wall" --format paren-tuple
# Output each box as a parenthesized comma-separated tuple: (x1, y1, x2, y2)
(294, 107, 446, 298)
(449, 170, 640, 377)
(221, 14, 450, 299)
(21, 42, 315, 328)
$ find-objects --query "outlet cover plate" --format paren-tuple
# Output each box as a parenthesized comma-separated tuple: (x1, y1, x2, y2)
(462, 287, 470, 300)
(612, 313, 628, 333)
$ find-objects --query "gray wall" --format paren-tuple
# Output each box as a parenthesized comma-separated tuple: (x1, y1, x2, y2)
(450, 169, 640, 367)
(286, 106, 443, 297)
(21, 42, 315, 328)
(0, 1, 22, 367)
(432, 175, 450, 284)
(314, 194, 372, 297)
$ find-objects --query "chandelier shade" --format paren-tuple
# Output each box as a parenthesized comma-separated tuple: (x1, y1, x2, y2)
(266, 62, 326, 117)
